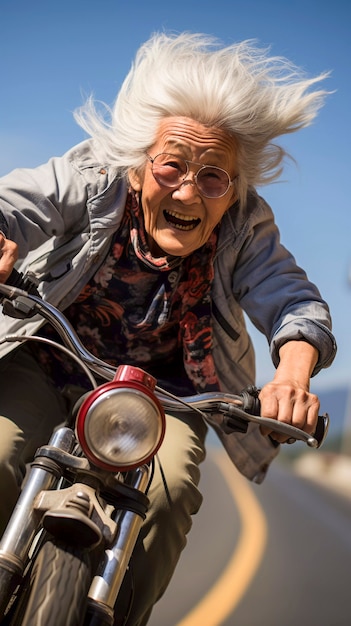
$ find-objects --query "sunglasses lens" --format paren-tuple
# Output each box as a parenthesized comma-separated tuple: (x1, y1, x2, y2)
(151, 154, 230, 198)
(196, 167, 230, 198)
(152, 154, 186, 187)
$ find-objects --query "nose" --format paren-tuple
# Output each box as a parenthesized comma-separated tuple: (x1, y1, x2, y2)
(171, 175, 201, 204)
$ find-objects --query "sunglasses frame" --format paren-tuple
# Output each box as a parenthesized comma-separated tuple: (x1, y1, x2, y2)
(146, 153, 236, 199)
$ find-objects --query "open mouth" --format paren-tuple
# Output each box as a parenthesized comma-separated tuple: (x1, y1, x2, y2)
(164, 209, 201, 231)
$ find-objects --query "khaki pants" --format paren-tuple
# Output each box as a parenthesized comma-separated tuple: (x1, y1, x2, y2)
(0, 346, 207, 625)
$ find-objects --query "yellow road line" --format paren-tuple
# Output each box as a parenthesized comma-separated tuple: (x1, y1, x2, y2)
(176, 448, 268, 626)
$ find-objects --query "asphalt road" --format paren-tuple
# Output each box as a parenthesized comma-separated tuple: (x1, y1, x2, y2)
(148, 445, 351, 626)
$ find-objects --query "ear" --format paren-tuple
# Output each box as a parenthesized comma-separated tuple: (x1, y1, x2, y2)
(128, 168, 142, 192)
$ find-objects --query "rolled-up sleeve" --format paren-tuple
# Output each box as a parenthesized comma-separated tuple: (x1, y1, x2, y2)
(269, 302, 336, 375)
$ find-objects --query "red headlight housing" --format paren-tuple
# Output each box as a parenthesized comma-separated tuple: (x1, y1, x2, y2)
(76, 365, 166, 472)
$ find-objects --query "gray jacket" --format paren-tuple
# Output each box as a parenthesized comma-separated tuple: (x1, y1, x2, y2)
(0, 139, 336, 482)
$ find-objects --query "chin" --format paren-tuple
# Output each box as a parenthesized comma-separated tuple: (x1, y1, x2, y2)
(150, 226, 201, 257)
(162, 235, 201, 256)
(160, 241, 195, 257)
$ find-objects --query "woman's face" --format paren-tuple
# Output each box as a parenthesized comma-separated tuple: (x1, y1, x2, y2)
(129, 117, 238, 257)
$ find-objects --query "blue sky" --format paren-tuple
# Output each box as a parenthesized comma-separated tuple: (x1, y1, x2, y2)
(1, 0, 350, 392)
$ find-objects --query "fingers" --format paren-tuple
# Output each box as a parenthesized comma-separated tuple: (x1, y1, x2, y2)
(259, 383, 320, 443)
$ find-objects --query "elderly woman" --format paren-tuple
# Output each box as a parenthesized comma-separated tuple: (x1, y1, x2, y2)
(0, 32, 336, 625)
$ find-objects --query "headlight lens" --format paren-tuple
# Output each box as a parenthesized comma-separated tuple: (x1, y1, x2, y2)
(76, 382, 165, 471)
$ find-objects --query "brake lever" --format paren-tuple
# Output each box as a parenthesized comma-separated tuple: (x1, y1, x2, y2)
(222, 403, 329, 448)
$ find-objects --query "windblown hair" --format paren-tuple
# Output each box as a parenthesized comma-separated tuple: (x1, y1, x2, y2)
(74, 32, 330, 204)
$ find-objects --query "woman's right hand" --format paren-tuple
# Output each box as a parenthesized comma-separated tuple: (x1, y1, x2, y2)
(0, 231, 18, 283)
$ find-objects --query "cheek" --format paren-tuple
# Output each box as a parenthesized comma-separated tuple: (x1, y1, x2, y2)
(203, 206, 228, 231)
(140, 196, 164, 231)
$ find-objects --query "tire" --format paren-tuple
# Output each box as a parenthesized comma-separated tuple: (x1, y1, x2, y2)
(10, 540, 91, 626)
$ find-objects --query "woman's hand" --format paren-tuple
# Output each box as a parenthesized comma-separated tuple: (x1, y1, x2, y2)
(0, 231, 18, 283)
(258, 340, 320, 443)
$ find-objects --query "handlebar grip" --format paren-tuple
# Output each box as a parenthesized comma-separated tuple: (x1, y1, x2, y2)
(240, 385, 261, 415)
(5, 268, 26, 289)
(5, 268, 39, 296)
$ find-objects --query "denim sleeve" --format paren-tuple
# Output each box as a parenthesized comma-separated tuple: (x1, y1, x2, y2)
(232, 193, 337, 375)
(0, 211, 8, 237)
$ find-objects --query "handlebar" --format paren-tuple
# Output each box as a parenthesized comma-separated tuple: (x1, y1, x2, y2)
(0, 271, 329, 449)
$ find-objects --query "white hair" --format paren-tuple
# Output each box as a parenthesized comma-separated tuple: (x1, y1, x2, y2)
(74, 32, 330, 204)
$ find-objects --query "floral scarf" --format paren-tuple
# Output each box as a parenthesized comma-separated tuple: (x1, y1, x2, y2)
(34, 192, 221, 394)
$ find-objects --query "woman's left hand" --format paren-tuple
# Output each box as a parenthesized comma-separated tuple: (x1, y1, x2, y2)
(258, 340, 320, 443)
(0, 231, 18, 283)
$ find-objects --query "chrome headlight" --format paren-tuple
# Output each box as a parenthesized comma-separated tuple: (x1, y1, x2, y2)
(76, 366, 165, 471)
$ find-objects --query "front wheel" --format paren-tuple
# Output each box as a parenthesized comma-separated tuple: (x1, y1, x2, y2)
(10, 540, 92, 626)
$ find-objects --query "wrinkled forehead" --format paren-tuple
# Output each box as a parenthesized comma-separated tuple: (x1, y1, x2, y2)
(152, 117, 237, 165)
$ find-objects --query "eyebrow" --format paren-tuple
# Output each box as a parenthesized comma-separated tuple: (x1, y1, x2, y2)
(162, 142, 226, 167)
(163, 141, 191, 155)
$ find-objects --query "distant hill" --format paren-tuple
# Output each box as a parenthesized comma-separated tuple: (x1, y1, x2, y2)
(316, 385, 350, 437)
(284, 385, 351, 457)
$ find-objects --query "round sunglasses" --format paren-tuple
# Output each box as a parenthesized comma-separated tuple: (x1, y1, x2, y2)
(146, 153, 236, 199)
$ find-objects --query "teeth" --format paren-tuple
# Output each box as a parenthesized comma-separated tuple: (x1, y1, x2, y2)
(163, 209, 200, 231)
(166, 209, 198, 222)
(173, 223, 194, 231)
